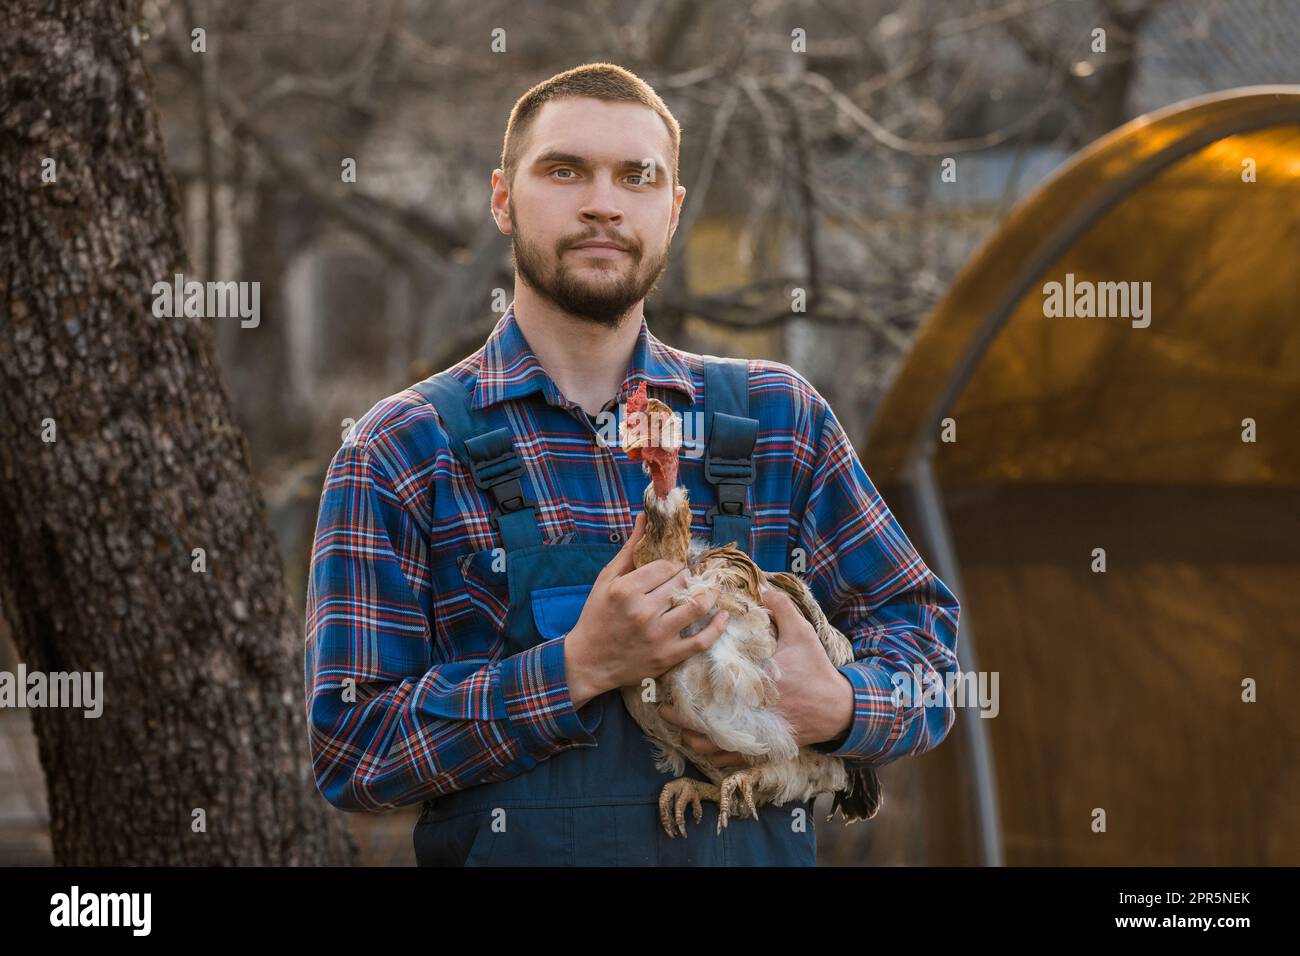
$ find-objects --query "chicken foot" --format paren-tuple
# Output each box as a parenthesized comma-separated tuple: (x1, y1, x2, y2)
(717, 768, 761, 833)
(658, 769, 766, 837)
(658, 777, 720, 838)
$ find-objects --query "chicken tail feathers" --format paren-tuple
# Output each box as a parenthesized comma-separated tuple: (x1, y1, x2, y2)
(831, 765, 883, 823)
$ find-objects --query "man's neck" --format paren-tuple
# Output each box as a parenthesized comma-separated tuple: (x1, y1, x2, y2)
(512, 286, 643, 417)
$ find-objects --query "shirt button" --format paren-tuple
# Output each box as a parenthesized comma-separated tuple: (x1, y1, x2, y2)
(609, 531, 622, 542)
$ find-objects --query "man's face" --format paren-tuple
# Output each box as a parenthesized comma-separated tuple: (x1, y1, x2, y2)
(497, 97, 685, 328)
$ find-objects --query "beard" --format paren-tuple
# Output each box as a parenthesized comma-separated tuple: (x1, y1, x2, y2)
(510, 199, 672, 328)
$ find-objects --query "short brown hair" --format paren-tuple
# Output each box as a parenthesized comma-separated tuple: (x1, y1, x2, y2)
(501, 62, 682, 191)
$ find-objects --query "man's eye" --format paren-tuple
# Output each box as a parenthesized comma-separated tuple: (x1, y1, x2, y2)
(552, 168, 576, 180)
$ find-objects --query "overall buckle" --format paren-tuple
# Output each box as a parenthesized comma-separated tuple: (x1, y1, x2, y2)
(704, 450, 754, 522)
(464, 430, 536, 528)
(707, 482, 748, 519)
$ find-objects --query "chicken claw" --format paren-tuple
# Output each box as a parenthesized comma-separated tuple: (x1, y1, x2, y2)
(717, 769, 760, 833)
(658, 777, 720, 838)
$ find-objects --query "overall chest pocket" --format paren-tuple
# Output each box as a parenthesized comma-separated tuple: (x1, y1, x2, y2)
(456, 547, 512, 636)
(529, 584, 594, 640)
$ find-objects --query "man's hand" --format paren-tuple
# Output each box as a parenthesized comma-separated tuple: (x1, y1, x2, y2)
(564, 511, 732, 709)
(759, 586, 855, 747)
(657, 585, 855, 764)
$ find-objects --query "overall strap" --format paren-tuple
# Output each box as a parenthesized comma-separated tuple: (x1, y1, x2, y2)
(701, 357, 758, 555)
(409, 373, 544, 551)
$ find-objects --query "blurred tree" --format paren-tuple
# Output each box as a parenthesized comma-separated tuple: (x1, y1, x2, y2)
(0, 0, 354, 864)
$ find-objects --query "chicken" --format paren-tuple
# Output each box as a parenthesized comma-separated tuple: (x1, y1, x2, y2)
(618, 382, 883, 837)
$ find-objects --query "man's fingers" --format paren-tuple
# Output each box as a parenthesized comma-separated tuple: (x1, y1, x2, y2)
(710, 749, 746, 768)
(627, 509, 646, 546)
(762, 587, 816, 644)
(601, 511, 646, 581)
(681, 728, 712, 752)
(683, 607, 730, 657)
(659, 584, 720, 628)
(680, 728, 744, 766)
(761, 584, 790, 611)
(761, 586, 797, 629)
(648, 566, 692, 603)
(678, 727, 714, 753)
(624, 557, 684, 593)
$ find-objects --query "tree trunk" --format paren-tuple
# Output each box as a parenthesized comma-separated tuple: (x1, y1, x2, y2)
(0, 0, 354, 864)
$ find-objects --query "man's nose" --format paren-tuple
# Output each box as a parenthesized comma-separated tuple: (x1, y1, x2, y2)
(580, 207, 623, 225)
(579, 181, 624, 223)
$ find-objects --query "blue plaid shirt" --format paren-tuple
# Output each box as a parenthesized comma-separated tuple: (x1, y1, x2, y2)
(305, 306, 961, 811)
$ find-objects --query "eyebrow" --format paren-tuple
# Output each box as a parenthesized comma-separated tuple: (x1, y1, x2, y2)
(531, 150, 661, 174)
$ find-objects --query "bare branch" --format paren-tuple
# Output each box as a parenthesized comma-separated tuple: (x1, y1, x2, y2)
(800, 69, 1062, 156)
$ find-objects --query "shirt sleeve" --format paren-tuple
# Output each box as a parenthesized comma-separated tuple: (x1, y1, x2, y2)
(304, 439, 601, 813)
(795, 397, 962, 769)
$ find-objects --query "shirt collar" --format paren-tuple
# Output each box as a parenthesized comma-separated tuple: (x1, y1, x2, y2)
(471, 304, 696, 411)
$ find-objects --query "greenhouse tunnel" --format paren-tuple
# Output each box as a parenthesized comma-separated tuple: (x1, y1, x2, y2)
(863, 87, 1300, 866)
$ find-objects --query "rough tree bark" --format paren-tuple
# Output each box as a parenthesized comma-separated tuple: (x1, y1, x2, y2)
(0, 0, 354, 864)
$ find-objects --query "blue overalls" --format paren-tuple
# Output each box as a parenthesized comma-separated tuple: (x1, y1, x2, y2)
(408, 357, 817, 866)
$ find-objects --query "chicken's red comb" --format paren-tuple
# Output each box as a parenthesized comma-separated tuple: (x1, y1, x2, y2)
(624, 381, 648, 414)
(623, 382, 648, 461)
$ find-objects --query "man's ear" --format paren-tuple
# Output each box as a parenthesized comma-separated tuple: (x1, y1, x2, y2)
(490, 168, 512, 233)
(668, 184, 686, 240)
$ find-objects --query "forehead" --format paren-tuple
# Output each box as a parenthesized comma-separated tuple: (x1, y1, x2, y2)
(524, 97, 671, 168)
